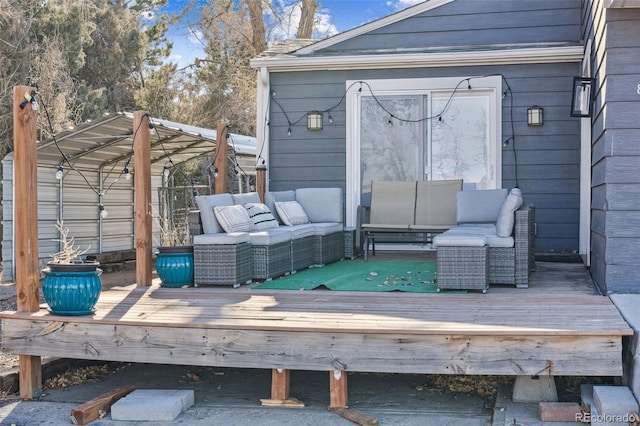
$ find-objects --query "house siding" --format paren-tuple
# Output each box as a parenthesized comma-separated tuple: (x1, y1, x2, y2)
(584, 0, 640, 293)
(268, 61, 581, 253)
(319, 0, 580, 54)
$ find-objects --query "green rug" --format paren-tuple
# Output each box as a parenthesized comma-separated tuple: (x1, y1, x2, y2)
(253, 261, 443, 293)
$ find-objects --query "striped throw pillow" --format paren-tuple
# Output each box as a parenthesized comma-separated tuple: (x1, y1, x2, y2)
(213, 205, 256, 233)
(244, 203, 279, 230)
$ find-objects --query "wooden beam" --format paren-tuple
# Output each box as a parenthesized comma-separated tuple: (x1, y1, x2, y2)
(70, 385, 135, 425)
(329, 370, 348, 409)
(214, 123, 228, 194)
(329, 408, 379, 426)
(0, 319, 627, 377)
(134, 111, 153, 286)
(13, 86, 42, 399)
(256, 163, 267, 203)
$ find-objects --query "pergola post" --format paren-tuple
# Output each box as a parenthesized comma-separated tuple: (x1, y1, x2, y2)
(134, 111, 153, 286)
(256, 164, 267, 203)
(13, 86, 42, 399)
(214, 123, 228, 194)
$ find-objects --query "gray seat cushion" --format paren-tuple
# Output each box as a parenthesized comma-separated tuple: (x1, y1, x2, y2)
(295, 188, 343, 223)
(195, 193, 235, 234)
(456, 189, 508, 224)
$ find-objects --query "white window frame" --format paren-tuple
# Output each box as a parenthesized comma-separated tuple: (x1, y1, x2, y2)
(345, 75, 503, 227)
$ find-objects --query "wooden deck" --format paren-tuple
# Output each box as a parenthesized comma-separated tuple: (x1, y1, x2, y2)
(0, 261, 632, 381)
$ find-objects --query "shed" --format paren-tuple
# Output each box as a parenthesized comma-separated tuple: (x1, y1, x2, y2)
(1, 112, 256, 283)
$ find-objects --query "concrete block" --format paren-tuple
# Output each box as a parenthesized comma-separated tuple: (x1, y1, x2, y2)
(611, 294, 640, 402)
(538, 401, 582, 422)
(589, 402, 636, 426)
(581, 383, 594, 409)
(111, 389, 195, 421)
(512, 375, 558, 403)
(593, 386, 638, 417)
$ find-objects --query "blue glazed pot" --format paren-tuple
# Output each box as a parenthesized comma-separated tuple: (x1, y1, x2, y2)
(155, 246, 194, 288)
(42, 263, 103, 315)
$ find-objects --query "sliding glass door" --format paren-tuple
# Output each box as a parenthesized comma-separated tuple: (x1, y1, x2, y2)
(346, 76, 501, 227)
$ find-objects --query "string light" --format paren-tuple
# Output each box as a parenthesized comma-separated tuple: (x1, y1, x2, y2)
(99, 205, 108, 219)
(124, 167, 132, 181)
(287, 127, 292, 136)
(163, 163, 171, 178)
(55, 166, 63, 180)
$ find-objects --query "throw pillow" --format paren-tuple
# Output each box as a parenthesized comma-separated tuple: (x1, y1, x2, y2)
(496, 188, 523, 237)
(244, 203, 279, 230)
(274, 201, 309, 226)
(213, 205, 256, 233)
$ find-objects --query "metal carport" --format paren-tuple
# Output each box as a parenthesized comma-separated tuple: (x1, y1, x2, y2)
(1, 112, 256, 282)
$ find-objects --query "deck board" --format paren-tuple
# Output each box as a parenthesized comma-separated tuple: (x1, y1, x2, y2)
(0, 262, 633, 377)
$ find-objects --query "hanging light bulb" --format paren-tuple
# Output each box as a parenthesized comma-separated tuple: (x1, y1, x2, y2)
(213, 166, 219, 178)
(328, 113, 334, 124)
(124, 167, 132, 181)
(163, 164, 170, 178)
(99, 205, 108, 219)
(55, 166, 63, 180)
(388, 117, 393, 127)
(287, 127, 292, 136)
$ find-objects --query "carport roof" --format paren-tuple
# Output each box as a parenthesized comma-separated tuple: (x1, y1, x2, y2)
(23, 112, 257, 174)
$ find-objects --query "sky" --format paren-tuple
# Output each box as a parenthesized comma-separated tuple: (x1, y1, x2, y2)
(163, 0, 425, 69)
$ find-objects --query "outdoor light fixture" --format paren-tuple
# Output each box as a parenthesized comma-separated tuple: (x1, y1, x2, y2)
(571, 76, 595, 117)
(527, 106, 544, 126)
(307, 111, 323, 131)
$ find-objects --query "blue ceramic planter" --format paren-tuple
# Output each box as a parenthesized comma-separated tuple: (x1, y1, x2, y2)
(155, 246, 194, 288)
(42, 264, 102, 315)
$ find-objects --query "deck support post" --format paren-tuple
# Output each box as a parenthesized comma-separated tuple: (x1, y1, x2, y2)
(134, 111, 153, 286)
(260, 369, 305, 407)
(13, 86, 42, 399)
(329, 370, 348, 408)
(214, 123, 228, 194)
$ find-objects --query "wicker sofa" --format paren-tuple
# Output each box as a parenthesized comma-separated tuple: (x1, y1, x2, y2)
(359, 179, 463, 260)
(433, 188, 535, 292)
(189, 188, 345, 286)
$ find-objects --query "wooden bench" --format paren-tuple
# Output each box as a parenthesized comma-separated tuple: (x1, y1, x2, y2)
(359, 180, 462, 260)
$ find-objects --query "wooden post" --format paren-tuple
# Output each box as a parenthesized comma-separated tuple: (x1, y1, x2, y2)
(13, 86, 42, 399)
(329, 370, 348, 409)
(256, 163, 267, 203)
(260, 368, 305, 407)
(134, 111, 153, 286)
(214, 123, 228, 194)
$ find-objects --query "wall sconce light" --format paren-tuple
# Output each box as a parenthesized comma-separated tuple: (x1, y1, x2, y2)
(307, 111, 323, 131)
(571, 76, 595, 117)
(527, 105, 544, 126)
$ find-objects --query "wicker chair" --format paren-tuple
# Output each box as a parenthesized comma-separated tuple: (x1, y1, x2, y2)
(433, 187, 535, 291)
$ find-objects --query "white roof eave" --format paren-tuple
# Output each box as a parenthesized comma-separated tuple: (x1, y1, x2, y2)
(251, 45, 585, 72)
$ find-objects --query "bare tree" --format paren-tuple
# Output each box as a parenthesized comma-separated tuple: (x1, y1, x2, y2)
(247, 0, 267, 54)
(297, 0, 317, 39)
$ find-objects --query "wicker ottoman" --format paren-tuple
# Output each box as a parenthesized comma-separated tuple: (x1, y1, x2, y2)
(193, 233, 253, 287)
(436, 245, 489, 293)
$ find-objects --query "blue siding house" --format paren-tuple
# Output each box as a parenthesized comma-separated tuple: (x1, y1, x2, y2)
(250, 0, 640, 294)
